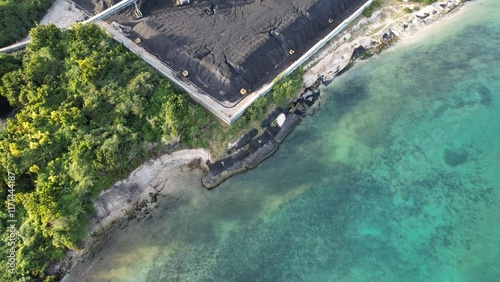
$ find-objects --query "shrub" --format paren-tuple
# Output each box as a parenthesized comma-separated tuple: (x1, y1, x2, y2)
(363, 0, 382, 18)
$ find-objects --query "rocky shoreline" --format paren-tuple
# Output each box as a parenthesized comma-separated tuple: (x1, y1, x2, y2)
(304, 0, 468, 86)
(55, 148, 209, 279)
(90, 148, 209, 232)
(58, 0, 470, 280)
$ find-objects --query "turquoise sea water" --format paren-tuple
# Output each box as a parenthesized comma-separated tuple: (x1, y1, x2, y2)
(66, 1, 500, 281)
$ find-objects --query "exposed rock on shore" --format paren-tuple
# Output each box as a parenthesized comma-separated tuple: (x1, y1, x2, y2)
(91, 149, 209, 233)
(304, 0, 467, 87)
(57, 149, 209, 279)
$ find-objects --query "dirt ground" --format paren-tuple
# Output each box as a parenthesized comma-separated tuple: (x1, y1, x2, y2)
(40, 0, 87, 28)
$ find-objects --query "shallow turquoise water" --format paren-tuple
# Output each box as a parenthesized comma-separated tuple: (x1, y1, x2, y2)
(67, 1, 500, 281)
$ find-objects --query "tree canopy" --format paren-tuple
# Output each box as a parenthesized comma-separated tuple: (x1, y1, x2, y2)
(0, 23, 210, 281)
(0, 0, 55, 47)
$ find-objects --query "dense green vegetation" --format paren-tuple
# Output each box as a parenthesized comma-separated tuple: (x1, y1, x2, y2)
(0, 53, 20, 113)
(244, 66, 303, 122)
(0, 21, 304, 281)
(0, 0, 55, 47)
(362, 0, 381, 18)
(398, 0, 436, 6)
(0, 24, 210, 281)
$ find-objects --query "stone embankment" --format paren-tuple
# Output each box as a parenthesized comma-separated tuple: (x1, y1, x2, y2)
(304, 0, 468, 86)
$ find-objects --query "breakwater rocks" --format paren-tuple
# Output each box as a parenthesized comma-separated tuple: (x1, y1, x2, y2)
(202, 112, 302, 189)
(201, 54, 333, 189)
(202, 69, 334, 190)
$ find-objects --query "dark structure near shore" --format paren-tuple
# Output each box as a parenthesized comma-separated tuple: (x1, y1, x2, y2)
(202, 112, 302, 188)
(73, 0, 368, 106)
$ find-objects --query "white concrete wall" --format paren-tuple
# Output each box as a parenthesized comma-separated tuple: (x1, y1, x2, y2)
(226, 0, 375, 124)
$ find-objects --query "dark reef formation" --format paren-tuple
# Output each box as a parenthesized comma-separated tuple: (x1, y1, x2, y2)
(73, 0, 368, 105)
(443, 147, 468, 167)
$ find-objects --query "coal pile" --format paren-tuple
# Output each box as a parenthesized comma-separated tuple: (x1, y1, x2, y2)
(74, 0, 367, 106)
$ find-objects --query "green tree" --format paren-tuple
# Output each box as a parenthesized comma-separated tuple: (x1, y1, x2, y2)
(0, 0, 55, 46)
(0, 23, 212, 281)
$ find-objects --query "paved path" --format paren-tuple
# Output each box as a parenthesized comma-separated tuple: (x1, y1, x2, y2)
(0, 38, 31, 53)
